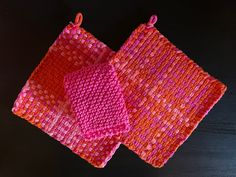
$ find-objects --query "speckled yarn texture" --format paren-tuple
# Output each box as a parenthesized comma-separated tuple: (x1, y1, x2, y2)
(64, 63, 130, 140)
(11, 21, 121, 168)
(110, 22, 227, 167)
(12, 13, 226, 168)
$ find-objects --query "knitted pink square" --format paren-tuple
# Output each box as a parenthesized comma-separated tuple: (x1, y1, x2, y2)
(64, 63, 130, 140)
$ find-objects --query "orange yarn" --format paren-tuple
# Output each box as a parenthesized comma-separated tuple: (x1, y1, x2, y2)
(110, 21, 227, 167)
(12, 13, 226, 168)
(12, 20, 120, 168)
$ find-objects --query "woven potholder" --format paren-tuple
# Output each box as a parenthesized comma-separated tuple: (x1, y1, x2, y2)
(12, 13, 120, 168)
(64, 63, 130, 140)
(110, 16, 227, 167)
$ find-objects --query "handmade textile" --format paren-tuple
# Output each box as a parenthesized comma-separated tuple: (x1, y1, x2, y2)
(12, 13, 120, 168)
(110, 16, 227, 167)
(64, 63, 130, 140)
(12, 13, 226, 168)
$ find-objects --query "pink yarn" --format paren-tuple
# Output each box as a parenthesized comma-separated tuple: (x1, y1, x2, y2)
(64, 63, 130, 140)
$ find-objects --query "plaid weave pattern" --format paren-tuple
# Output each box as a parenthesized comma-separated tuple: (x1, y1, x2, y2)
(64, 63, 130, 140)
(12, 23, 120, 168)
(110, 24, 227, 167)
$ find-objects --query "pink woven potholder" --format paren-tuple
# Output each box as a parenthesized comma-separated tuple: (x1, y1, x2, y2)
(64, 63, 130, 140)
(12, 13, 120, 168)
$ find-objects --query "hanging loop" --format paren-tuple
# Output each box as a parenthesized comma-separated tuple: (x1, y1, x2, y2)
(74, 12, 83, 27)
(147, 15, 158, 28)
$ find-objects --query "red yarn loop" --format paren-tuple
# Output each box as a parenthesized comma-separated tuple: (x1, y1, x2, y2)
(74, 12, 83, 27)
(147, 15, 158, 27)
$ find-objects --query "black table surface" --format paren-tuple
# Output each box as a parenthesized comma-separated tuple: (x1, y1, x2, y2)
(1, 1, 235, 177)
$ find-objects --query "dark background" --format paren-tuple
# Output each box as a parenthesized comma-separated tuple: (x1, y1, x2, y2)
(0, 0, 235, 177)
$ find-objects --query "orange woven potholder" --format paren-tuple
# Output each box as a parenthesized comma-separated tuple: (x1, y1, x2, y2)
(12, 13, 120, 168)
(110, 15, 227, 167)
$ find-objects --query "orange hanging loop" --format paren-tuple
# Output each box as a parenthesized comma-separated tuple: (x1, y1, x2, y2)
(147, 15, 158, 28)
(74, 12, 83, 27)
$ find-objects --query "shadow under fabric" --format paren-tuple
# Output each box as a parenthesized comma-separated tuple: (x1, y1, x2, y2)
(12, 13, 226, 168)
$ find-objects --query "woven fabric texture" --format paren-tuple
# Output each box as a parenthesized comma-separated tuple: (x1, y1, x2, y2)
(12, 23, 120, 168)
(64, 63, 130, 140)
(110, 23, 227, 167)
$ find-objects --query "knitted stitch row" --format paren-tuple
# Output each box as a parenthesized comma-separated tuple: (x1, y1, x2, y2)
(64, 63, 130, 140)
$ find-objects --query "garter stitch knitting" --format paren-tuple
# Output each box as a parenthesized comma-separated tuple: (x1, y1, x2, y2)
(110, 15, 227, 167)
(64, 63, 130, 140)
(12, 13, 120, 168)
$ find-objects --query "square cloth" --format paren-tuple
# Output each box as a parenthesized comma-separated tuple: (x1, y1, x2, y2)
(12, 23, 120, 168)
(64, 63, 130, 140)
(110, 23, 227, 167)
